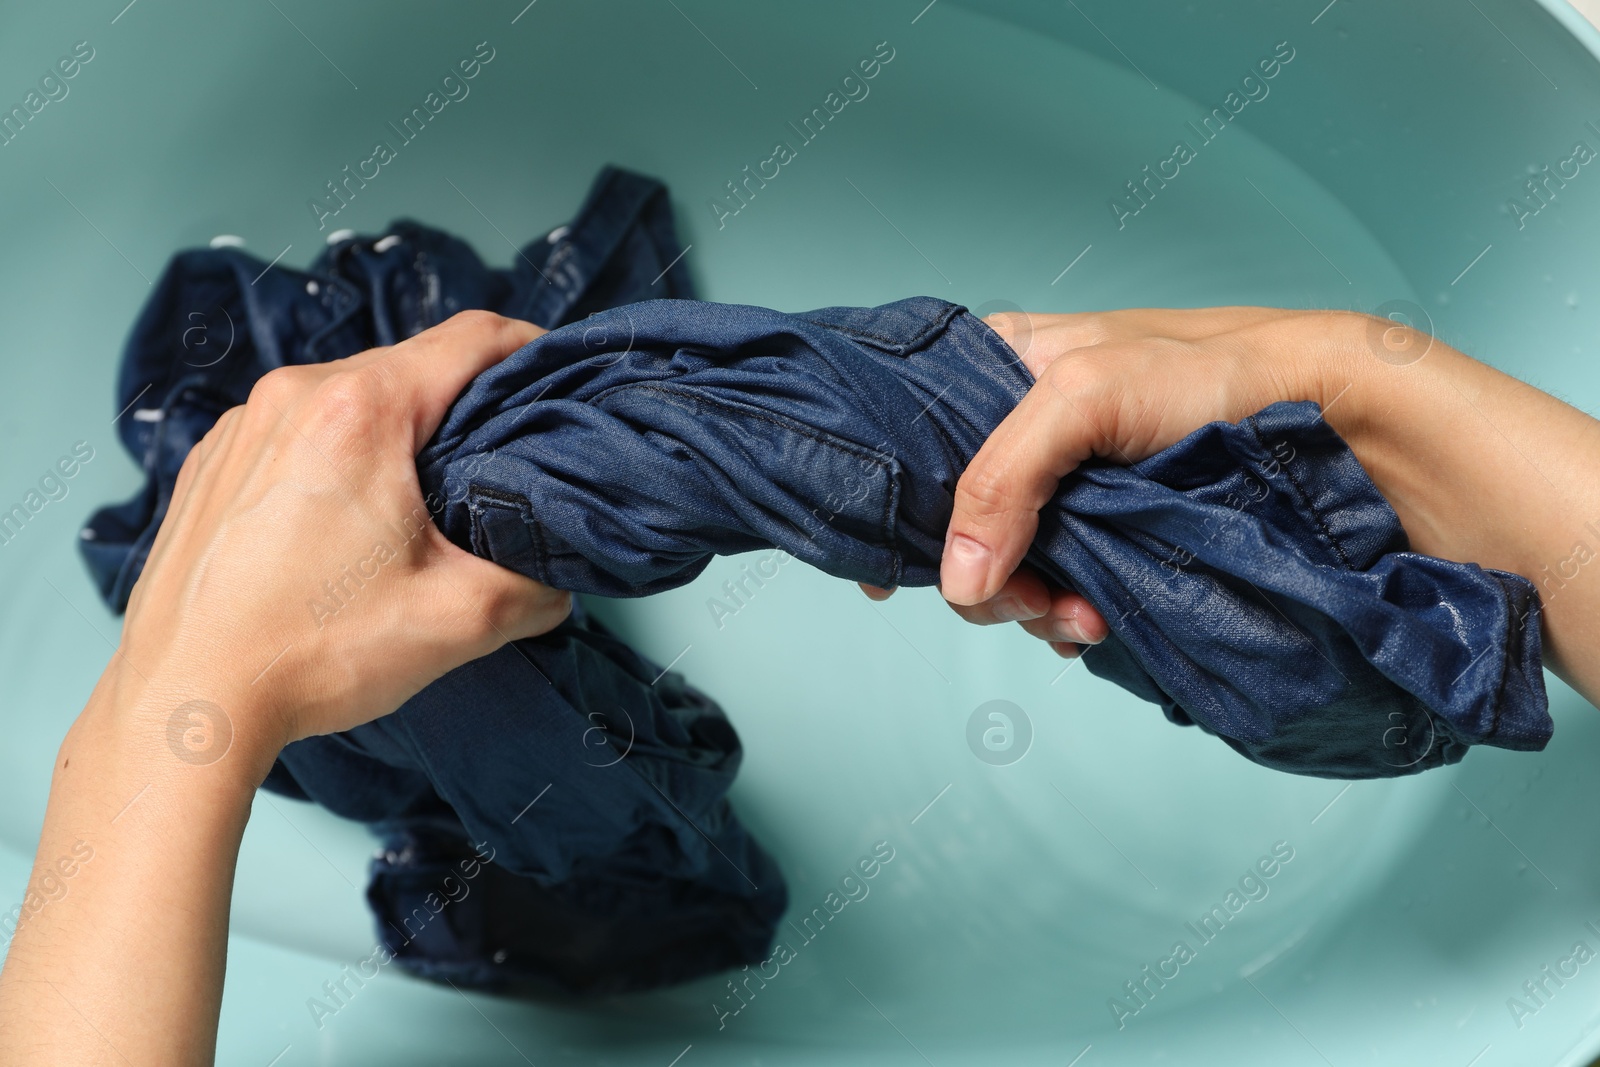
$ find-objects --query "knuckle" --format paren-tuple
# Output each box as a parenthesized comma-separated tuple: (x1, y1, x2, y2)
(304, 371, 385, 441)
(952, 461, 1016, 522)
(1039, 350, 1113, 400)
(479, 580, 569, 638)
(542, 589, 575, 625)
(1037, 350, 1140, 447)
(174, 444, 203, 486)
(442, 308, 505, 338)
(473, 580, 523, 638)
(247, 365, 306, 409)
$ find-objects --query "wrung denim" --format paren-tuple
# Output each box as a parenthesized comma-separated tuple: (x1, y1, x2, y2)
(81, 164, 1551, 991)
(82, 166, 786, 995)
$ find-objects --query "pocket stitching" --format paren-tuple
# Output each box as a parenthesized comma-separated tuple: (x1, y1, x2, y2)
(466, 483, 551, 583)
(618, 382, 902, 575)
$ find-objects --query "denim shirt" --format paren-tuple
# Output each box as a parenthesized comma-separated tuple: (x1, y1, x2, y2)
(419, 296, 1549, 779)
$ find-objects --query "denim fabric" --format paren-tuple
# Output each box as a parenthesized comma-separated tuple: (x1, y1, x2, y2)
(85, 163, 1554, 1014)
(82, 165, 693, 613)
(82, 166, 786, 995)
(294, 597, 788, 996)
(420, 297, 1550, 779)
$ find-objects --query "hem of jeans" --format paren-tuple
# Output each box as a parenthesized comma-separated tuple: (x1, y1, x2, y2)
(1477, 568, 1548, 750)
(1485, 571, 1514, 746)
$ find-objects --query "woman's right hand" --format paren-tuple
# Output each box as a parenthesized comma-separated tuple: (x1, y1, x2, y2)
(923, 305, 1600, 706)
(933, 307, 1356, 655)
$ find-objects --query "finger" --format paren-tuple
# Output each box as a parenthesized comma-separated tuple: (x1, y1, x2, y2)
(859, 583, 897, 602)
(378, 311, 546, 450)
(985, 314, 1104, 379)
(498, 579, 575, 643)
(1018, 590, 1108, 645)
(1049, 641, 1083, 660)
(942, 363, 1106, 605)
(1114, 306, 1295, 341)
(980, 312, 1041, 376)
(941, 567, 1051, 625)
(990, 309, 1294, 382)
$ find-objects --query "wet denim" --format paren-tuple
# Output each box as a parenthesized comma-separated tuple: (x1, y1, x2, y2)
(276, 597, 787, 996)
(82, 165, 693, 613)
(84, 162, 1554, 984)
(420, 297, 1550, 778)
(82, 166, 786, 995)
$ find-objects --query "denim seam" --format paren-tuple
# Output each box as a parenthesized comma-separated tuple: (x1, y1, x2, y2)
(795, 319, 915, 353)
(795, 302, 957, 354)
(300, 267, 367, 362)
(1245, 415, 1356, 571)
(466, 484, 553, 585)
(545, 167, 653, 319)
(1479, 570, 1521, 744)
(620, 382, 902, 570)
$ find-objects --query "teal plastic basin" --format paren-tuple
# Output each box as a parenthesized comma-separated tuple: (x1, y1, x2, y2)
(3, 1, 1600, 1063)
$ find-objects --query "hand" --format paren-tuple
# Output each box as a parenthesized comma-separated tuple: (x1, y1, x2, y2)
(118, 309, 573, 755)
(904, 307, 1363, 657)
(0, 310, 574, 1066)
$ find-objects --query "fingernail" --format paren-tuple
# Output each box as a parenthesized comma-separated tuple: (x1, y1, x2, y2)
(942, 533, 992, 604)
(1052, 618, 1102, 644)
(993, 596, 1041, 623)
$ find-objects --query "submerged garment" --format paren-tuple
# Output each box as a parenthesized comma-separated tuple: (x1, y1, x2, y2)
(416, 298, 1550, 779)
(286, 598, 787, 996)
(82, 164, 694, 613)
(85, 174, 1550, 795)
(368, 817, 783, 998)
(82, 166, 787, 994)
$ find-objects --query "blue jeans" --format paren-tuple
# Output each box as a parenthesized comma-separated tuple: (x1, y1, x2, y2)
(418, 296, 1548, 778)
(82, 166, 787, 996)
(82, 165, 1552, 987)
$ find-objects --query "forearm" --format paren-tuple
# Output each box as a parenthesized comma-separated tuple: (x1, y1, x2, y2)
(0, 665, 279, 1066)
(0, 312, 565, 1065)
(1314, 316, 1600, 701)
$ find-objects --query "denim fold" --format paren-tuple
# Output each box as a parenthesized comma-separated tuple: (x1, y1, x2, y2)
(419, 295, 1549, 779)
(81, 164, 1552, 1004)
(81, 166, 785, 995)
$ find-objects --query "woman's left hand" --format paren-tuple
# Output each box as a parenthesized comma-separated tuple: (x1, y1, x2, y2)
(121, 309, 573, 753)
(0, 310, 572, 1066)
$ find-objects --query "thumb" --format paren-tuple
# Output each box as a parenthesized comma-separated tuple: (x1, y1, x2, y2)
(941, 370, 1104, 605)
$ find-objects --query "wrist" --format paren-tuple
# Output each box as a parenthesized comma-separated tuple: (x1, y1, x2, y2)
(1301, 312, 1550, 576)
(1283, 310, 1375, 414)
(88, 650, 289, 794)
